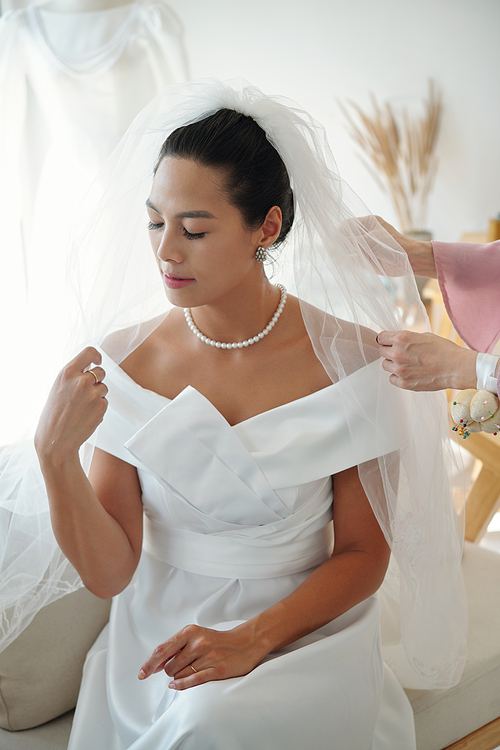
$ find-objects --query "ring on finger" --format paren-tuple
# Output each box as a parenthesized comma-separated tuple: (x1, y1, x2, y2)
(88, 369, 100, 384)
(190, 665, 198, 673)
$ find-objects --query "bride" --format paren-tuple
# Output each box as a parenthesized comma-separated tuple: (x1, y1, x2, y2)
(30, 79, 465, 749)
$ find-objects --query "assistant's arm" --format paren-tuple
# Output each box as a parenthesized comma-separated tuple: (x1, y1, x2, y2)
(375, 217, 500, 350)
(374, 218, 500, 392)
(374, 216, 436, 277)
(139, 464, 390, 689)
(432, 239, 500, 354)
(35, 347, 143, 599)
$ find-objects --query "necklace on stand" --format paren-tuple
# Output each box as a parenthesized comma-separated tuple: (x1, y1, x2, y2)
(184, 284, 287, 349)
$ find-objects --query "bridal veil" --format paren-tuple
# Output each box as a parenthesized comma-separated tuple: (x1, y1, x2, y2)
(0, 78, 467, 690)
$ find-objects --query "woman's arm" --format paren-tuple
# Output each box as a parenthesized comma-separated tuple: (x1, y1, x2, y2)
(375, 216, 437, 278)
(374, 220, 500, 392)
(138, 464, 390, 689)
(35, 347, 143, 599)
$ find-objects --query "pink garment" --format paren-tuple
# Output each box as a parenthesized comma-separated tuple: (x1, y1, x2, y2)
(433, 240, 500, 396)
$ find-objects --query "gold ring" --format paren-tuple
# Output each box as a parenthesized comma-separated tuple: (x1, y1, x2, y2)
(88, 369, 99, 384)
(190, 665, 198, 673)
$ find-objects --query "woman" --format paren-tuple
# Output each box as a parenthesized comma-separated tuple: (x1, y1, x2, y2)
(374, 217, 500, 396)
(14, 80, 466, 749)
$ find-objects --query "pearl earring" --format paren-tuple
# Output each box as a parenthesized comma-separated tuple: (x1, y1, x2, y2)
(255, 246, 267, 262)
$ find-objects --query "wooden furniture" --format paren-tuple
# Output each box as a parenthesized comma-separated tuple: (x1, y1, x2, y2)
(463, 432, 500, 542)
(446, 717, 500, 750)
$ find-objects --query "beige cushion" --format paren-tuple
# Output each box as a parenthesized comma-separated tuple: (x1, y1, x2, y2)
(0, 588, 110, 731)
(2, 544, 498, 744)
(406, 542, 500, 750)
(0, 710, 73, 750)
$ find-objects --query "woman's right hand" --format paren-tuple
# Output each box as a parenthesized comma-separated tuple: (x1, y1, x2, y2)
(35, 347, 108, 463)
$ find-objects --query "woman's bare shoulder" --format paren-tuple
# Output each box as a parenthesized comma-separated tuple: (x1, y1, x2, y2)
(297, 298, 379, 359)
(99, 311, 176, 363)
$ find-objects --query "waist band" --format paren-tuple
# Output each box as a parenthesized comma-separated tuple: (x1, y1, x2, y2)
(143, 516, 334, 579)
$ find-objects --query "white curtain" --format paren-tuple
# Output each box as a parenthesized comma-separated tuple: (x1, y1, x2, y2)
(0, 0, 189, 442)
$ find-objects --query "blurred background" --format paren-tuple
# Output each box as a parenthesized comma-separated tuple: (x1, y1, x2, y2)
(165, 0, 500, 242)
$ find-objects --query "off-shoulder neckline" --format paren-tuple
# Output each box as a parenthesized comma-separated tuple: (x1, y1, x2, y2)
(99, 349, 339, 428)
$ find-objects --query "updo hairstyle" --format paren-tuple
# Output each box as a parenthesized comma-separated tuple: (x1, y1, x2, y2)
(156, 109, 294, 248)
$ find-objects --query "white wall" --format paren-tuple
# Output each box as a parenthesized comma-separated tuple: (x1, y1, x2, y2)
(169, 0, 500, 241)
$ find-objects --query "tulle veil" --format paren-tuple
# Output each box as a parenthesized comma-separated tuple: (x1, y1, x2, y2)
(0, 78, 467, 690)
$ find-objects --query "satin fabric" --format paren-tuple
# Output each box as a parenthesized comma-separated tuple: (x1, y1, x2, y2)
(69, 352, 416, 749)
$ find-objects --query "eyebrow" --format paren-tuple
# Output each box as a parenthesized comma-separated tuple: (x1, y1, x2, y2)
(145, 199, 215, 220)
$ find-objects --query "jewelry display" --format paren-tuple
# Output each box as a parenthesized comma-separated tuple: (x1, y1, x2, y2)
(184, 284, 287, 349)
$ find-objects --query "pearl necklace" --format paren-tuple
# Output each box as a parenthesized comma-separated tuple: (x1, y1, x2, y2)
(184, 284, 287, 349)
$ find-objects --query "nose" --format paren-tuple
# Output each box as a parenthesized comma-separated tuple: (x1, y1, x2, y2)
(156, 228, 183, 264)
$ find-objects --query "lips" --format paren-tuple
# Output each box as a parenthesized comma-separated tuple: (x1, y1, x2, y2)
(163, 273, 195, 289)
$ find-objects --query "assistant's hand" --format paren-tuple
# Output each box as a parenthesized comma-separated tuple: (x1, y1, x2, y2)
(35, 347, 108, 462)
(374, 217, 437, 278)
(138, 623, 268, 691)
(377, 330, 477, 391)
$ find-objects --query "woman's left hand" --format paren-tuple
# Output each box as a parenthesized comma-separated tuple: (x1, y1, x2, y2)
(138, 623, 268, 690)
(373, 216, 437, 278)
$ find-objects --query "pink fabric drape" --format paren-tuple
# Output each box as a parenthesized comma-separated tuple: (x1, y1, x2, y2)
(433, 240, 500, 395)
(433, 240, 500, 353)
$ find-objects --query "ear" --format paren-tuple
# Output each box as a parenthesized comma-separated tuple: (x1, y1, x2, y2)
(256, 206, 282, 248)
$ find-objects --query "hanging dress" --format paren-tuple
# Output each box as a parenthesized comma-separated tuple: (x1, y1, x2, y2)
(0, 1, 189, 442)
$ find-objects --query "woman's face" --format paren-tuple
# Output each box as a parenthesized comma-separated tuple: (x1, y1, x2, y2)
(146, 157, 264, 308)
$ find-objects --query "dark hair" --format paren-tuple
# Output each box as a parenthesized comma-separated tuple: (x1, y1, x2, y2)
(155, 109, 294, 247)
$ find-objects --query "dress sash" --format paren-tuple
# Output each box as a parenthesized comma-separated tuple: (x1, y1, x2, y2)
(142, 515, 334, 579)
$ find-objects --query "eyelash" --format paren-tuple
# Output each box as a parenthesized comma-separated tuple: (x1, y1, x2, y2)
(183, 229, 206, 240)
(147, 222, 205, 240)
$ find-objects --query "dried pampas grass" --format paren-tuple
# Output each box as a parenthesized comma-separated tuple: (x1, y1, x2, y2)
(340, 80, 442, 233)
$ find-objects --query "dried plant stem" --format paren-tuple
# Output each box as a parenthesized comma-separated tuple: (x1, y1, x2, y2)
(340, 81, 442, 233)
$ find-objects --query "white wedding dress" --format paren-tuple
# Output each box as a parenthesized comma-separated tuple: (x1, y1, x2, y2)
(68, 352, 416, 750)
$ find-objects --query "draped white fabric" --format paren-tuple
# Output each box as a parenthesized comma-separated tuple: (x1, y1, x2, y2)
(68, 352, 416, 750)
(0, 0, 188, 443)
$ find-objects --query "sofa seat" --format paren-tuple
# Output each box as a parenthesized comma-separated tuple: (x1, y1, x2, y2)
(406, 542, 500, 750)
(1, 542, 499, 750)
(0, 711, 73, 750)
